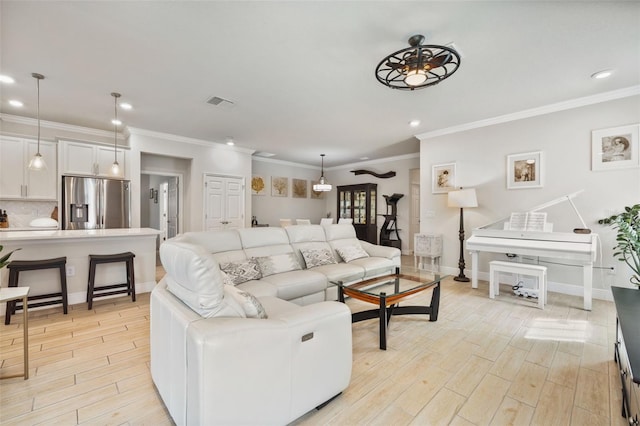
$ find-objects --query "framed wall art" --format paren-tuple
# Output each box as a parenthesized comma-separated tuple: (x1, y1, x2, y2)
(507, 151, 543, 189)
(292, 178, 308, 198)
(432, 162, 456, 194)
(271, 176, 288, 197)
(591, 124, 640, 171)
(251, 175, 267, 196)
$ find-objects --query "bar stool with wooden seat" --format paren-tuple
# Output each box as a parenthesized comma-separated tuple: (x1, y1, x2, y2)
(87, 252, 136, 309)
(4, 257, 68, 325)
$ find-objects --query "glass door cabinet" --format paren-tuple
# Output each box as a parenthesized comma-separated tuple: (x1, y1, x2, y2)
(337, 183, 377, 244)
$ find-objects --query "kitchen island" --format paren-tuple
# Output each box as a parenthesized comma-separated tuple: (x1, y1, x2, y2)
(0, 228, 160, 310)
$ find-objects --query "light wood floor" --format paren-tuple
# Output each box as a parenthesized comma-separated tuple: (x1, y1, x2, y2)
(0, 259, 627, 426)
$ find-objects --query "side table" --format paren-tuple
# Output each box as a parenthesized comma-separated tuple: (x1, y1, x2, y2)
(0, 287, 29, 379)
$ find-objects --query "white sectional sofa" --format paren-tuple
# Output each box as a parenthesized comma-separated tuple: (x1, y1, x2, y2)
(151, 224, 401, 425)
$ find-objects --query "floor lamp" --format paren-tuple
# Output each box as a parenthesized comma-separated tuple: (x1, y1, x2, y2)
(447, 188, 478, 282)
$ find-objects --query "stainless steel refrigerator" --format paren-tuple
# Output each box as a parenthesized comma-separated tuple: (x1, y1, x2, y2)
(62, 176, 131, 229)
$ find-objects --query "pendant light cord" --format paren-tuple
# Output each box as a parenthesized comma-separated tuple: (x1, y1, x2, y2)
(36, 76, 41, 154)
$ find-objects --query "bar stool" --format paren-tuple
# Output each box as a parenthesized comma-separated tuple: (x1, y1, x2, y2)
(4, 257, 68, 325)
(87, 252, 136, 309)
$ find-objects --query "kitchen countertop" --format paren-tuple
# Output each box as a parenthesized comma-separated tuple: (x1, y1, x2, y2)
(0, 228, 161, 242)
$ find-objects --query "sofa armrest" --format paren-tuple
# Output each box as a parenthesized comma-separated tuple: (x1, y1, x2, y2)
(185, 301, 352, 425)
(359, 240, 401, 259)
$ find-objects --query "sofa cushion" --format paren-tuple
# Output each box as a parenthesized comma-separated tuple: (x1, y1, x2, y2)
(285, 224, 327, 243)
(309, 262, 365, 284)
(349, 256, 396, 278)
(236, 280, 278, 298)
(220, 258, 262, 285)
(177, 230, 243, 254)
(225, 285, 268, 319)
(255, 253, 302, 277)
(335, 245, 369, 263)
(300, 248, 337, 268)
(159, 241, 227, 317)
(260, 269, 328, 301)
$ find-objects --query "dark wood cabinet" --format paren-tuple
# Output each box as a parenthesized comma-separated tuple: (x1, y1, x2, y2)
(337, 183, 377, 244)
(612, 286, 640, 425)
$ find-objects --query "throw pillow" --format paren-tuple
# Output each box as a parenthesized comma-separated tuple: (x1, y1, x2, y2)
(336, 245, 369, 263)
(300, 248, 337, 268)
(219, 270, 236, 287)
(225, 286, 268, 319)
(255, 253, 302, 277)
(220, 258, 262, 285)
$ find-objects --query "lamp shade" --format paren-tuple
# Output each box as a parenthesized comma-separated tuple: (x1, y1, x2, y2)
(448, 188, 478, 208)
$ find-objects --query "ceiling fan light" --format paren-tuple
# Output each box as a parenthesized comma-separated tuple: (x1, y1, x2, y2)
(405, 69, 427, 86)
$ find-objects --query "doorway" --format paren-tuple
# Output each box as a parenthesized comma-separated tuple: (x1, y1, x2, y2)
(141, 172, 183, 246)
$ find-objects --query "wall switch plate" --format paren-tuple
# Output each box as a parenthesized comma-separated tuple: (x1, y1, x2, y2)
(66, 266, 75, 276)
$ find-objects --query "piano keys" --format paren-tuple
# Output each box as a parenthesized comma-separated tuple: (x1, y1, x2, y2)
(465, 191, 598, 310)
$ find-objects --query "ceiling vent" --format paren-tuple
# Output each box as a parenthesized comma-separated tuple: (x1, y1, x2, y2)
(206, 96, 234, 108)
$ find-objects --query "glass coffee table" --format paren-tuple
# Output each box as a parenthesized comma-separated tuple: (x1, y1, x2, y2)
(331, 267, 446, 350)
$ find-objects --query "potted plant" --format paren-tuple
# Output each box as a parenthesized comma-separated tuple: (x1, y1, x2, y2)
(0, 245, 20, 269)
(598, 204, 640, 287)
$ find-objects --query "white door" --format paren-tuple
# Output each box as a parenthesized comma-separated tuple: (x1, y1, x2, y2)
(204, 175, 244, 231)
(167, 176, 179, 239)
(159, 182, 169, 243)
(410, 183, 420, 253)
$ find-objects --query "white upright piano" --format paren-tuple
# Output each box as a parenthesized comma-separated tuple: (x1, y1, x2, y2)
(465, 191, 598, 310)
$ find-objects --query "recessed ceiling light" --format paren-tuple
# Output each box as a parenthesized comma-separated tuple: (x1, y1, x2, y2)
(225, 137, 235, 146)
(591, 69, 613, 79)
(111, 119, 122, 125)
(409, 120, 421, 127)
(0, 75, 15, 84)
(120, 102, 132, 110)
(9, 100, 23, 107)
(360, 156, 369, 160)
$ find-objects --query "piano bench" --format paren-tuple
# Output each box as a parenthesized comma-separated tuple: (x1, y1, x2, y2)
(489, 261, 547, 309)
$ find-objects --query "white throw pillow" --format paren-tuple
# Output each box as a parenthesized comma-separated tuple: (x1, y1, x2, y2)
(220, 258, 262, 285)
(255, 253, 301, 277)
(225, 286, 268, 319)
(336, 245, 369, 263)
(300, 248, 337, 268)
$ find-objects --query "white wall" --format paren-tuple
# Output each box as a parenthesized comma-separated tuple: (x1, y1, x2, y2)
(251, 158, 328, 226)
(328, 154, 420, 252)
(419, 95, 640, 298)
(127, 128, 254, 231)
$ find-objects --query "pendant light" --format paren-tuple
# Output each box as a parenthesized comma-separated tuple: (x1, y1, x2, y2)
(27, 73, 47, 171)
(110, 92, 121, 176)
(312, 154, 332, 192)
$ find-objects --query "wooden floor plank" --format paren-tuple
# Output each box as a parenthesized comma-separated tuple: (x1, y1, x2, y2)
(0, 257, 625, 425)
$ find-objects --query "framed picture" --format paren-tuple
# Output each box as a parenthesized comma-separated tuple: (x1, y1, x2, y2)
(507, 151, 543, 189)
(271, 176, 288, 197)
(591, 124, 640, 171)
(432, 162, 456, 194)
(292, 178, 307, 198)
(251, 175, 267, 196)
(310, 180, 324, 199)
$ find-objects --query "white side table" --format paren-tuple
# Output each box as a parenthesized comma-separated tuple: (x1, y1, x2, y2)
(0, 287, 29, 379)
(414, 234, 443, 270)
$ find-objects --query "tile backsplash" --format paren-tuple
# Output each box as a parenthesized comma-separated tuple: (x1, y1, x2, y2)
(0, 200, 58, 228)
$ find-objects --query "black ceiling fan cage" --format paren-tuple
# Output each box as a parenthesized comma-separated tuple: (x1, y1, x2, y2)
(375, 35, 461, 91)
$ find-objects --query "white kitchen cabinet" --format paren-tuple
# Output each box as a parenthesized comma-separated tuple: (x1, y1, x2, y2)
(0, 136, 57, 200)
(61, 140, 127, 178)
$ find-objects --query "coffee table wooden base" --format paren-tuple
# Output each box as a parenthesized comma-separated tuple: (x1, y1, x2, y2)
(339, 282, 441, 350)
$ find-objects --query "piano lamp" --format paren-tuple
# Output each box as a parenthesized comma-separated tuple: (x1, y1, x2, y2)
(28, 73, 47, 171)
(110, 92, 121, 176)
(448, 188, 478, 282)
(313, 154, 332, 192)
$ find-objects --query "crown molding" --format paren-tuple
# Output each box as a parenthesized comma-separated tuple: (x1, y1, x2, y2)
(252, 155, 320, 170)
(0, 113, 115, 139)
(416, 85, 640, 141)
(328, 153, 420, 171)
(127, 127, 255, 155)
